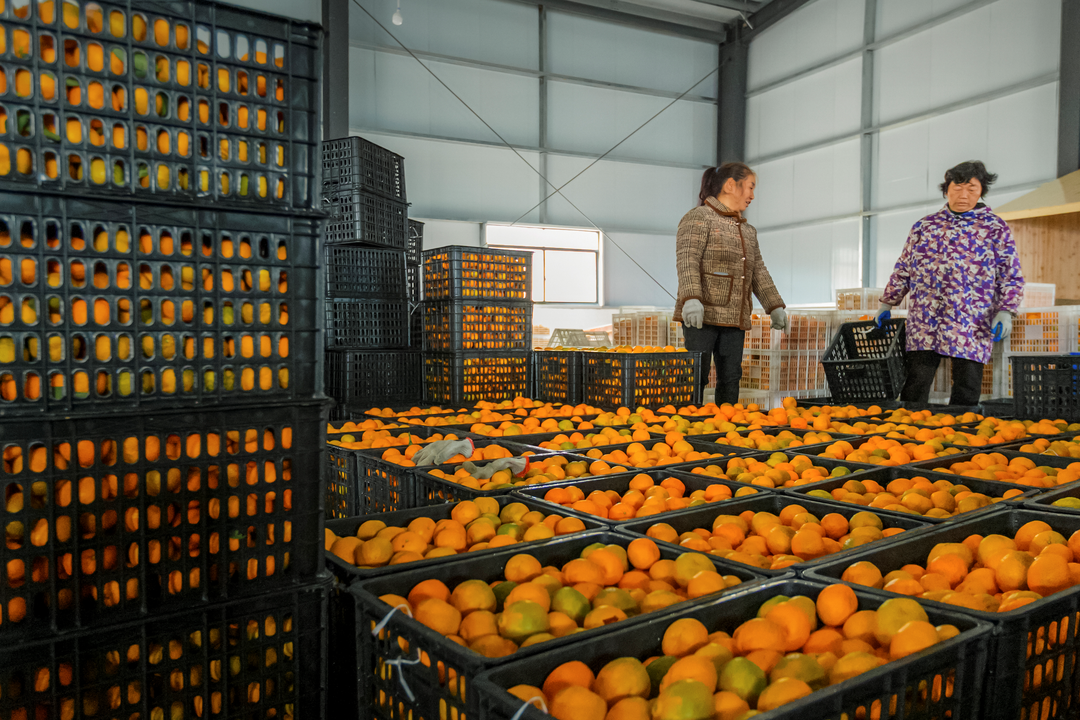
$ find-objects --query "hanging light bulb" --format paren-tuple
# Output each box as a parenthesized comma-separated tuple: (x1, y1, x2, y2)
(392, 0, 403, 25)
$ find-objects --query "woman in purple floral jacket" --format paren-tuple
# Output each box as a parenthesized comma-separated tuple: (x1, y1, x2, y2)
(876, 161, 1025, 406)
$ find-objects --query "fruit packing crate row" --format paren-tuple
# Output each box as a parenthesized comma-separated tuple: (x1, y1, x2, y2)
(324, 298, 409, 349)
(1010, 354, 1080, 423)
(740, 349, 829, 394)
(0, 580, 327, 720)
(745, 310, 834, 351)
(610, 309, 670, 347)
(0, 401, 326, 642)
(476, 577, 991, 720)
(421, 301, 532, 353)
(324, 348, 421, 421)
(835, 287, 909, 311)
(0, 0, 322, 213)
(0, 191, 321, 416)
(423, 351, 531, 406)
(581, 351, 699, 409)
(323, 245, 407, 300)
(321, 136, 405, 202)
(532, 349, 583, 405)
(421, 245, 531, 302)
(1006, 306, 1080, 355)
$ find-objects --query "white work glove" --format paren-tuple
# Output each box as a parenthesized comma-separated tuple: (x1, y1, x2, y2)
(682, 299, 704, 329)
(875, 303, 893, 328)
(462, 457, 530, 479)
(992, 311, 1013, 342)
(770, 308, 787, 331)
(411, 438, 475, 466)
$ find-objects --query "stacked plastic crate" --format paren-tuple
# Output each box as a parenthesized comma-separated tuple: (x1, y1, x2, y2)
(420, 246, 533, 404)
(740, 310, 833, 407)
(322, 136, 420, 416)
(0, 3, 327, 717)
(995, 307, 1080, 398)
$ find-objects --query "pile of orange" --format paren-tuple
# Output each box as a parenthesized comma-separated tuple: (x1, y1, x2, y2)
(942, 419, 1063, 446)
(327, 419, 406, 434)
(379, 540, 742, 660)
(871, 409, 983, 427)
(380, 442, 521, 468)
(644, 506, 904, 572)
(838, 520, 1080, 612)
(324, 499, 588, 567)
(1018, 435, 1080, 458)
(507, 585, 956, 720)
(538, 473, 758, 521)
(699, 429, 837, 452)
(529, 426, 648, 451)
(468, 417, 629, 439)
(572, 435, 728, 470)
(643, 404, 791, 434)
(802, 476, 1023, 518)
(818, 436, 965, 465)
(328, 430, 469, 450)
(686, 454, 852, 489)
(425, 456, 626, 491)
(366, 405, 465, 417)
(929, 453, 1080, 488)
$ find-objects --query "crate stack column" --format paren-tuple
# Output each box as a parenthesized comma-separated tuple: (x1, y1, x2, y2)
(0, 5, 328, 717)
(322, 137, 421, 415)
(420, 246, 533, 405)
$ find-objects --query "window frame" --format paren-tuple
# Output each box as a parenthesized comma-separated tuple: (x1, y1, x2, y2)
(482, 222, 603, 306)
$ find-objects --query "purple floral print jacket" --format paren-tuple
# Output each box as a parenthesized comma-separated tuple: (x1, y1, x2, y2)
(881, 204, 1024, 364)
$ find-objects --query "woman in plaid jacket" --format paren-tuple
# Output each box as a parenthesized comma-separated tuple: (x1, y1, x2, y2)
(674, 163, 787, 404)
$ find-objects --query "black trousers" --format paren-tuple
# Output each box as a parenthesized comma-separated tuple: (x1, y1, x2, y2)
(900, 351, 984, 406)
(682, 324, 746, 405)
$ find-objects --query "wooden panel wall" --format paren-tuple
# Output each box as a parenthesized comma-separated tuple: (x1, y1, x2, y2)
(1008, 213, 1080, 301)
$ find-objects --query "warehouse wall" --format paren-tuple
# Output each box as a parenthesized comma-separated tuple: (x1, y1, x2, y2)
(347, 0, 716, 317)
(744, 0, 1062, 305)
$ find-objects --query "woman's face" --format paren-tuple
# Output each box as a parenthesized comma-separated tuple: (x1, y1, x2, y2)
(947, 178, 982, 213)
(722, 175, 756, 212)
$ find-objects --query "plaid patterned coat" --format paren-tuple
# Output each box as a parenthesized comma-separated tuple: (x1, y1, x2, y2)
(674, 197, 785, 331)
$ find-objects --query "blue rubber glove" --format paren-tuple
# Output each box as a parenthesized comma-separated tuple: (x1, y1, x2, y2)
(875, 303, 892, 328)
(992, 311, 1012, 342)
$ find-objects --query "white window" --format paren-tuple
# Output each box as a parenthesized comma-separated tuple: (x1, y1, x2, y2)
(484, 223, 600, 304)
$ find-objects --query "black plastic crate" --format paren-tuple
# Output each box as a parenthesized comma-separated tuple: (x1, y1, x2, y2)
(620, 492, 931, 578)
(533, 350, 582, 405)
(0, 401, 326, 642)
(422, 301, 532, 353)
(325, 189, 407, 248)
(407, 219, 423, 266)
(1025, 482, 1080, 515)
(1012, 355, 1080, 423)
(422, 245, 531, 301)
(685, 427, 859, 454)
(909, 448, 1080, 482)
(0, 193, 320, 416)
(806, 507, 1080, 720)
(406, 263, 421, 305)
(409, 305, 423, 348)
(582, 351, 700, 409)
(352, 530, 769, 720)
(325, 298, 409, 349)
(0, 580, 327, 720)
(476, 577, 991, 720)
(0, 1, 321, 212)
(785, 464, 1038, 523)
(324, 245, 406, 299)
(822, 319, 907, 402)
(324, 349, 422, 421)
(325, 429, 525, 517)
(423, 351, 531, 406)
(322, 136, 405, 201)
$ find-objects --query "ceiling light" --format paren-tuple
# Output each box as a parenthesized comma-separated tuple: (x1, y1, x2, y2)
(392, 0, 403, 25)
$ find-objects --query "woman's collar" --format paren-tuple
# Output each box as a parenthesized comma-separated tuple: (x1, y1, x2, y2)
(706, 196, 738, 216)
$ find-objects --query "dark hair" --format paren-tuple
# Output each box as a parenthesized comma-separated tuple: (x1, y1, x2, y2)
(939, 161, 997, 197)
(699, 162, 755, 206)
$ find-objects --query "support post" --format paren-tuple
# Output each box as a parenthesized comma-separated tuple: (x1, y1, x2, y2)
(1059, 0, 1080, 177)
(539, 6, 549, 224)
(717, 34, 748, 164)
(322, 0, 350, 140)
(859, 0, 876, 287)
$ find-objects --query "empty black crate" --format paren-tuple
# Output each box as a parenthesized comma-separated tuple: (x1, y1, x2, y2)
(407, 263, 421, 305)
(324, 349, 422, 420)
(0, 2, 321, 213)
(822, 319, 907, 401)
(0, 192, 320, 417)
(582, 351, 700, 409)
(1012, 355, 1080, 422)
(325, 190, 408, 248)
(422, 246, 531, 301)
(407, 219, 424, 265)
(422, 302, 532, 352)
(533, 350, 582, 404)
(423, 352, 531, 406)
(324, 246, 406, 299)
(325, 299, 409, 349)
(0, 581, 327, 720)
(0, 402, 326, 643)
(322, 136, 406, 201)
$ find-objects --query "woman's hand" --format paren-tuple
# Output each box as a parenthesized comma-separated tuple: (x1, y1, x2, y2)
(875, 303, 893, 328)
(992, 311, 1013, 341)
(683, 299, 704, 329)
(770, 308, 787, 331)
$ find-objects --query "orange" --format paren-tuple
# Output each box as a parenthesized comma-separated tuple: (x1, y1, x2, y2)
(733, 618, 786, 654)
(543, 661, 595, 699)
(505, 554, 543, 583)
(413, 598, 461, 636)
(765, 602, 812, 652)
(549, 685, 607, 720)
(841, 561, 883, 589)
(593, 657, 651, 704)
(662, 618, 709, 657)
(816, 584, 858, 627)
(627, 538, 661, 570)
(889, 620, 939, 660)
(329, 536, 361, 564)
(408, 578, 451, 606)
(1028, 554, 1072, 597)
(660, 655, 718, 693)
(756, 677, 812, 711)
